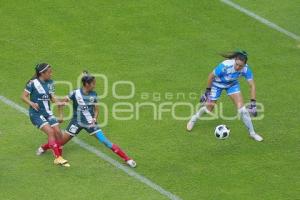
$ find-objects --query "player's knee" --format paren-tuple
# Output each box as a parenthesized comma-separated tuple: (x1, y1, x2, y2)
(52, 128, 61, 136)
(206, 104, 215, 112)
(236, 102, 244, 110)
(46, 128, 55, 136)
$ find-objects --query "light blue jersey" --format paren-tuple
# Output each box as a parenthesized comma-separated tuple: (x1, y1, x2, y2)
(212, 59, 253, 89)
(209, 59, 254, 100)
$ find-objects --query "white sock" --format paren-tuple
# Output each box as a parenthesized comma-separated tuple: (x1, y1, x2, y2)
(191, 106, 209, 122)
(238, 106, 255, 135)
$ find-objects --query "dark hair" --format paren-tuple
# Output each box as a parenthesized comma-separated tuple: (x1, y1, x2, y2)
(220, 50, 248, 63)
(35, 63, 51, 77)
(27, 63, 51, 83)
(81, 70, 95, 86)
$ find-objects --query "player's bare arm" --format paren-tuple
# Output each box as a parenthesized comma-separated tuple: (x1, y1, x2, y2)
(247, 79, 256, 100)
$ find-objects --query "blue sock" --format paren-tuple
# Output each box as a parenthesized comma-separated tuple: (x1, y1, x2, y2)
(95, 130, 113, 148)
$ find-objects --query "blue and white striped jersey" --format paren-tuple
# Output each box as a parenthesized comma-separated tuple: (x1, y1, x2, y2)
(25, 78, 55, 117)
(68, 88, 98, 124)
(212, 59, 253, 88)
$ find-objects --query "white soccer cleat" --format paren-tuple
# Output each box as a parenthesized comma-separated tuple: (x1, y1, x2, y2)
(250, 133, 263, 142)
(36, 146, 45, 156)
(126, 159, 137, 168)
(186, 118, 196, 131)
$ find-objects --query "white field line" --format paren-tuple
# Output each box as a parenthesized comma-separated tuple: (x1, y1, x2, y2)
(0, 95, 182, 200)
(220, 0, 300, 41)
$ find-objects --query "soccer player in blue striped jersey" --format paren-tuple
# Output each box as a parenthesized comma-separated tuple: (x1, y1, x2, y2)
(58, 71, 137, 168)
(187, 51, 263, 141)
(21, 63, 70, 167)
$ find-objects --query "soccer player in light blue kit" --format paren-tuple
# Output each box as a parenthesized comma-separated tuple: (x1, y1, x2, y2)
(187, 51, 263, 141)
(55, 71, 137, 167)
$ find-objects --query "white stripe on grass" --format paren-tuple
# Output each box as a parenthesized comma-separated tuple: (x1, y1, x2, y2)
(0, 95, 182, 200)
(220, 0, 300, 41)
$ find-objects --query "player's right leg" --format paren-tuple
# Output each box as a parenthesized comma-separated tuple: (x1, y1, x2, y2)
(186, 105, 214, 131)
(30, 113, 52, 156)
(40, 124, 70, 167)
(187, 86, 220, 131)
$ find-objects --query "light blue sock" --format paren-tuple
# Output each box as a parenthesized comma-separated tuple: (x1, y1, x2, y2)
(95, 130, 113, 148)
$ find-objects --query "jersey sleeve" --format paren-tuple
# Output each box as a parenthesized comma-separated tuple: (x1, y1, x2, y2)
(213, 63, 225, 77)
(24, 81, 33, 94)
(49, 81, 55, 95)
(94, 92, 98, 103)
(68, 90, 75, 101)
(242, 66, 253, 80)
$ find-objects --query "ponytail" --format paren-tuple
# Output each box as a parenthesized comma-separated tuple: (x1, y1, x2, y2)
(81, 70, 95, 86)
(28, 73, 37, 83)
(220, 50, 248, 63)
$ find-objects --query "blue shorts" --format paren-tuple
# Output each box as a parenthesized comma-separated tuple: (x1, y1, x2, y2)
(65, 118, 101, 136)
(29, 112, 59, 129)
(210, 83, 240, 101)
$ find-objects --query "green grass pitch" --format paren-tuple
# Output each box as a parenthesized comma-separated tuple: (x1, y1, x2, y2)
(0, 0, 299, 199)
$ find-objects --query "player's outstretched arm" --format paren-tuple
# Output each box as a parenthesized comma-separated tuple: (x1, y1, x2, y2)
(247, 80, 256, 100)
(200, 73, 215, 103)
(50, 95, 69, 105)
(56, 96, 71, 123)
(207, 72, 215, 89)
(247, 80, 257, 117)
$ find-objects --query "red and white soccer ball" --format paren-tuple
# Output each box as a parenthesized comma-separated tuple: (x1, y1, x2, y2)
(214, 125, 230, 139)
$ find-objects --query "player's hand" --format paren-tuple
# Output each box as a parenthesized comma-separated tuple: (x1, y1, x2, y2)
(247, 99, 257, 117)
(88, 118, 97, 128)
(91, 118, 97, 125)
(88, 118, 97, 127)
(30, 102, 39, 111)
(200, 88, 211, 103)
(56, 102, 67, 106)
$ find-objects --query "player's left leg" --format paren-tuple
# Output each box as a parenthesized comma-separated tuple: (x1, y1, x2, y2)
(37, 116, 63, 155)
(90, 128, 136, 168)
(228, 87, 263, 142)
(60, 132, 74, 146)
(51, 125, 64, 155)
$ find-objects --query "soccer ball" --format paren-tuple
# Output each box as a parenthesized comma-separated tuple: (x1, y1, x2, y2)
(214, 125, 230, 139)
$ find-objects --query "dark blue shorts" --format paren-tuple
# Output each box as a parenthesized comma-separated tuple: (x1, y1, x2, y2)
(65, 118, 101, 136)
(30, 112, 59, 129)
